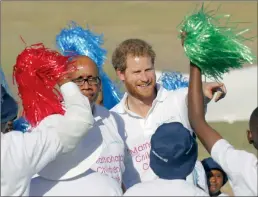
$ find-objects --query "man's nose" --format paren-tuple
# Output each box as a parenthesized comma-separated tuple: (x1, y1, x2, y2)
(140, 72, 149, 82)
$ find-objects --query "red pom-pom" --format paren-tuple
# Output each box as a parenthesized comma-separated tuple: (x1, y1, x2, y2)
(13, 43, 70, 127)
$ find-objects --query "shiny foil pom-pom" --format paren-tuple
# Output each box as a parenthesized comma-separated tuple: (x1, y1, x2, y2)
(178, 3, 256, 80)
(56, 22, 123, 109)
(100, 71, 124, 109)
(56, 21, 106, 69)
(13, 43, 70, 127)
(157, 71, 189, 91)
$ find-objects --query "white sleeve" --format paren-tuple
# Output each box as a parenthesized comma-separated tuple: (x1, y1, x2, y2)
(3, 82, 93, 175)
(56, 82, 94, 153)
(211, 139, 258, 196)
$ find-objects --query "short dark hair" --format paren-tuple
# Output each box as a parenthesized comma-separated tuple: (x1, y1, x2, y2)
(111, 38, 156, 72)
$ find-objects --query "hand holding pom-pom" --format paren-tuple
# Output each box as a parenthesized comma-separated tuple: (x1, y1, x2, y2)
(13, 43, 72, 127)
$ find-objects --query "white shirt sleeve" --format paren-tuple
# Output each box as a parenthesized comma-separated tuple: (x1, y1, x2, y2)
(1, 82, 94, 175)
(56, 82, 94, 153)
(211, 139, 258, 196)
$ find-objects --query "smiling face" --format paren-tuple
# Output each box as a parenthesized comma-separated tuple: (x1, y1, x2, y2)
(208, 169, 224, 195)
(117, 55, 156, 101)
(69, 56, 101, 104)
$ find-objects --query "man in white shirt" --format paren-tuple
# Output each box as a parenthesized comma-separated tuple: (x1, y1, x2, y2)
(30, 56, 124, 196)
(124, 122, 209, 196)
(188, 63, 258, 196)
(110, 38, 226, 190)
(1, 77, 94, 196)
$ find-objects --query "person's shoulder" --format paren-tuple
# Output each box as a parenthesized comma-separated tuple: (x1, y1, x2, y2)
(181, 181, 209, 196)
(1, 130, 24, 145)
(109, 103, 125, 124)
(1, 131, 29, 166)
(166, 87, 188, 98)
(124, 182, 151, 196)
(110, 100, 123, 113)
(95, 104, 111, 116)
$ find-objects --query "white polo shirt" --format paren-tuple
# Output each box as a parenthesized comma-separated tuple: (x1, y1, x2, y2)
(1, 82, 94, 196)
(211, 139, 258, 196)
(123, 178, 209, 196)
(111, 85, 207, 191)
(30, 105, 125, 196)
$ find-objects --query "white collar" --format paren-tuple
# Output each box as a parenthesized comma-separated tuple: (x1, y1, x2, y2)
(115, 84, 169, 114)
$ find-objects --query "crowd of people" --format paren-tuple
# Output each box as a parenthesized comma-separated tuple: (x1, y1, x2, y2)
(1, 23, 257, 196)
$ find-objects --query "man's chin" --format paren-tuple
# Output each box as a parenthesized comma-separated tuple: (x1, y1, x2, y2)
(133, 92, 154, 101)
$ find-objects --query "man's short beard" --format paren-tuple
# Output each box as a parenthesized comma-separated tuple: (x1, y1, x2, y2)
(124, 80, 155, 101)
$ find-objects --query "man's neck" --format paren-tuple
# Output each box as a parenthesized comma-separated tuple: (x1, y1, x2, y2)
(126, 91, 156, 118)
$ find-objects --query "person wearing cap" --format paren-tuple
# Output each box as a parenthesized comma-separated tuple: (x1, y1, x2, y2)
(124, 122, 209, 196)
(188, 63, 258, 196)
(1, 74, 94, 196)
(202, 157, 229, 196)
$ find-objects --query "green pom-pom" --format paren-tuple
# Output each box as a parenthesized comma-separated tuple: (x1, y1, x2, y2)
(178, 3, 256, 80)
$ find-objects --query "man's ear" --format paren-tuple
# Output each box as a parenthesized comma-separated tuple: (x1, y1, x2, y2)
(116, 70, 125, 81)
(246, 129, 253, 144)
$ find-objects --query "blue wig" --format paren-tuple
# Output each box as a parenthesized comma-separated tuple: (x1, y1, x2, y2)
(56, 22, 123, 109)
(157, 71, 189, 91)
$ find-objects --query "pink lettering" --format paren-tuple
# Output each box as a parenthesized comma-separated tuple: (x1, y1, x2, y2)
(135, 155, 141, 162)
(138, 145, 143, 151)
(97, 167, 103, 173)
(143, 162, 150, 170)
(129, 147, 138, 155)
(96, 155, 124, 164)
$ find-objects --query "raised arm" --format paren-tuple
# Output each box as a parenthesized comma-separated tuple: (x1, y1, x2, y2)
(188, 64, 222, 153)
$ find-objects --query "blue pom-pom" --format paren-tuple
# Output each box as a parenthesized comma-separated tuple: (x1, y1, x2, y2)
(157, 71, 189, 91)
(56, 21, 106, 68)
(56, 22, 123, 109)
(100, 71, 124, 109)
(13, 117, 31, 133)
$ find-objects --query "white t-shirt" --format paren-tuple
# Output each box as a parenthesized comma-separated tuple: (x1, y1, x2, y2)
(1, 82, 94, 196)
(124, 179, 209, 196)
(211, 139, 258, 196)
(30, 105, 125, 196)
(111, 85, 207, 192)
(30, 172, 123, 196)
